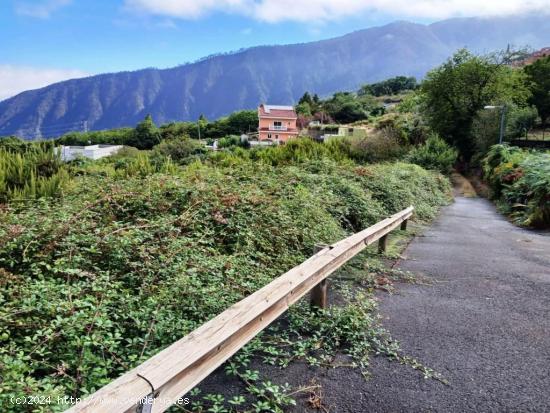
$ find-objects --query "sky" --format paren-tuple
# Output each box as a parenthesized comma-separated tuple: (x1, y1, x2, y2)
(1, 0, 549, 100)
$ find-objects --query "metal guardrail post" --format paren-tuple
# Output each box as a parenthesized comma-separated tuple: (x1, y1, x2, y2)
(401, 219, 408, 231)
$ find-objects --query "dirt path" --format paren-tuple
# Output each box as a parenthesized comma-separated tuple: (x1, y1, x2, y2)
(352, 196, 550, 412)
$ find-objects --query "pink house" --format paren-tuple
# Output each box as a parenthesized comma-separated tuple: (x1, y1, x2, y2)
(258, 104, 298, 143)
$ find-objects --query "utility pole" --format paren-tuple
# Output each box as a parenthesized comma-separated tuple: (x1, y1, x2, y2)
(83, 120, 88, 133)
(498, 106, 507, 144)
(484, 105, 507, 144)
(197, 120, 201, 140)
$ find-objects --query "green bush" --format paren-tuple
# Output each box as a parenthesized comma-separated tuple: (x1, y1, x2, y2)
(405, 134, 458, 174)
(151, 138, 206, 164)
(348, 131, 407, 163)
(507, 105, 538, 139)
(247, 137, 347, 166)
(483, 144, 550, 227)
(0, 144, 70, 202)
(217, 135, 249, 149)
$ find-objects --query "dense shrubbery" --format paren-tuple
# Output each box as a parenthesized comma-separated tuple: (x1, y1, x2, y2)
(211, 136, 406, 166)
(296, 88, 385, 125)
(0, 140, 451, 410)
(0, 136, 35, 153)
(506, 106, 539, 139)
(247, 138, 352, 166)
(406, 134, 458, 174)
(0, 144, 70, 202)
(56, 127, 133, 146)
(150, 138, 206, 164)
(483, 144, 550, 228)
(347, 132, 406, 163)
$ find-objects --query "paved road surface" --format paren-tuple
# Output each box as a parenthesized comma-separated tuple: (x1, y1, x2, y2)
(356, 196, 550, 412)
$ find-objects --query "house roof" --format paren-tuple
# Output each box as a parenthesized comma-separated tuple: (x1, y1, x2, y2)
(259, 104, 297, 118)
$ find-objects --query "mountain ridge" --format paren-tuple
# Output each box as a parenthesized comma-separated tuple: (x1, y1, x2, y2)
(1, 14, 549, 139)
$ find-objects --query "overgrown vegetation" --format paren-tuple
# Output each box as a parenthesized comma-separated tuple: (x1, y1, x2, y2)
(0, 138, 451, 412)
(483, 144, 550, 228)
(406, 134, 458, 174)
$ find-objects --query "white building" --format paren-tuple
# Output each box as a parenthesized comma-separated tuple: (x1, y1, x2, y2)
(57, 145, 123, 161)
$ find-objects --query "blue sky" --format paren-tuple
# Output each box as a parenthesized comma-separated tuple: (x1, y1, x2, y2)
(1, 0, 548, 99)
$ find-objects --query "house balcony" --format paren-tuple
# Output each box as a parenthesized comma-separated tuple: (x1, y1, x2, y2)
(259, 126, 297, 133)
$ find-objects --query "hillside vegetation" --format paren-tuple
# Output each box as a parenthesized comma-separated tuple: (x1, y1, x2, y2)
(483, 145, 550, 227)
(0, 139, 451, 411)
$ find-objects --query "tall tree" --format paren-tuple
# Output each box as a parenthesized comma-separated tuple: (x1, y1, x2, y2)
(295, 102, 312, 117)
(227, 110, 258, 134)
(128, 114, 161, 149)
(421, 49, 529, 160)
(524, 56, 550, 128)
(359, 76, 417, 97)
(298, 92, 313, 106)
(323, 92, 369, 124)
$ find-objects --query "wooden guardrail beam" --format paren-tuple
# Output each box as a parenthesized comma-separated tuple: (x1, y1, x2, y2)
(66, 206, 413, 413)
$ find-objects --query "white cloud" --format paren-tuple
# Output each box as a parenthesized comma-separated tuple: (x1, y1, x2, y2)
(0, 65, 90, 101)
(15, 0, 72, 19)
(123, 0, 550, 22)
(125, 0, 249, 19)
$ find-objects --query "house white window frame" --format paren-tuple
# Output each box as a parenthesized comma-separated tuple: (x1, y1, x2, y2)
(271, 121, 287, 131)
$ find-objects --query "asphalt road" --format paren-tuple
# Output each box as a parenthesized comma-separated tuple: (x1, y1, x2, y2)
(353, 196, 550, 412)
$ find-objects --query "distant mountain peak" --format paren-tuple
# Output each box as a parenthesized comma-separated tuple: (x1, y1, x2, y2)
(1, 15, 549, 139)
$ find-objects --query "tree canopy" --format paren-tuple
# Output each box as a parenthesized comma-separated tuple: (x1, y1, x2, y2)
(421, 49, 529, 160)
(359, 76, 417, 97)
(296, 90, 382, 124)
(524, 55, 550, 128)
(127, 114, 161, 149)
